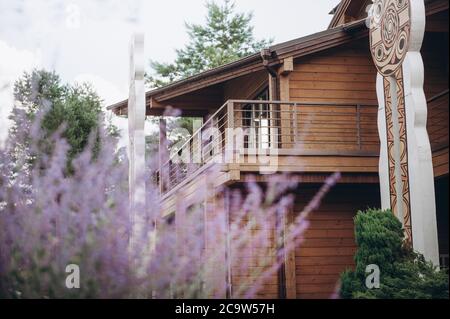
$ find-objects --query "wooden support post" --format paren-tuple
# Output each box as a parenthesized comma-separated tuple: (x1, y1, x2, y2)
(279, 57, 293, 148)
(192, 119, 203, 167)
(283, 208, 297, 299)
(279, 57, 294, 76)
(159, 117, 168, 194)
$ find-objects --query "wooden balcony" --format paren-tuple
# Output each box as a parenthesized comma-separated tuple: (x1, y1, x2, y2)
(158, 100, 380, 196)
(157, 90, 449, 198)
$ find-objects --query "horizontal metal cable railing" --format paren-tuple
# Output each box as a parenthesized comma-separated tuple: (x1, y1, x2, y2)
(158, 100, 380, 195)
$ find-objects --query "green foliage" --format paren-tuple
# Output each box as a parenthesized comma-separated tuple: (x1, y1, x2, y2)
(340, 208, 449, 299)
(12, 69, 105, 171)
(13, 70, 65, 114)
(146, 0, 272, 88)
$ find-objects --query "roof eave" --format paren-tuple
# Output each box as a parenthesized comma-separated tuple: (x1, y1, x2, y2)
(108, 19, 368, 114)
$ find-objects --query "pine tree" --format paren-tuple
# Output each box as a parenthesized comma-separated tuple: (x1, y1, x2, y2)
(146, 0, 272, 88)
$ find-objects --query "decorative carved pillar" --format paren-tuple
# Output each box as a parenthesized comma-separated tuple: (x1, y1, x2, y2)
(128, 33, 146, 244)
(369, 0, 439, 264)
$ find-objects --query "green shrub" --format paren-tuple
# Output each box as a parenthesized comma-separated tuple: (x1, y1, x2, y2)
(340, 208, 449, 299)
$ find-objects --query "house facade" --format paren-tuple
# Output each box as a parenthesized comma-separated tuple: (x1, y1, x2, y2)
(109, 0, 449, 299)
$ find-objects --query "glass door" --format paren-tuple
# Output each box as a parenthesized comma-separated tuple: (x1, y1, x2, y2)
(243, 89, 272, 149)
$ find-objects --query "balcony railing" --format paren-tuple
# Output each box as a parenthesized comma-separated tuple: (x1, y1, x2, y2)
(158, 100, 379, 195)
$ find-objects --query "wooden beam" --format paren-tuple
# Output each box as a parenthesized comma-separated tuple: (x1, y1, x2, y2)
(240, 172, 380, 184)
(146, 106, 210, 117)
(328, 0, 353, 29)
(155, 64, 264, 102)
(279, 57, 294, 76)
(149, 96, 165, 108)
(425, 0, 449, 16)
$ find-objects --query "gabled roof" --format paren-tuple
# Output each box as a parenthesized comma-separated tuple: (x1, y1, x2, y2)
(328, 0, 353, 28)
(329, 4, 340, 15)
(328, 0, 372, 29)
(108, 0, 448, 114)
(328, 0, 448, 29)
(108, 19, 367, 114)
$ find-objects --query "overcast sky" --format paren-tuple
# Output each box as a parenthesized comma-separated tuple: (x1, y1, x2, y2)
(0, 0, 341, 145)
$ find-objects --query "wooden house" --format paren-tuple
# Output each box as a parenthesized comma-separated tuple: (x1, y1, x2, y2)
(109, 0, 448, 299)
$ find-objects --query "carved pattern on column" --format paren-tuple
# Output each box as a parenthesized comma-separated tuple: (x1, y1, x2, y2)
(383, 77, 398, 215)
(397, 70, 412, 243)
(382, 66, 413, 244)
(370, 0, 410, 76)
(394, 69, 412, 243)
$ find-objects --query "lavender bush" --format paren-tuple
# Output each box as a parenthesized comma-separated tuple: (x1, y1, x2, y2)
(0, 97, 339, 299)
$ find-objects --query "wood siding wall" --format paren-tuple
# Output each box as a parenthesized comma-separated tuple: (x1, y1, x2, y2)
(229, 209, 279, 299)
(287, 35, 448, 175)
(293, 183, 380, 299)
(287, 39, 379, 156)
(428, 93, 449, 152)
(290, 39, 378, 105)
(423, 32, 449, 177)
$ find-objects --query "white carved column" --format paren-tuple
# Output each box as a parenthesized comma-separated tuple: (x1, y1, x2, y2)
(369, 0, 439, 265)
(128, 33, 146, 244)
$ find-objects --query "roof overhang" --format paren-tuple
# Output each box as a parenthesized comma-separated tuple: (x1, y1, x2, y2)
(107, 20, 367, 115)
(328, 0, 448, 29)
(108, 0, 448, 115)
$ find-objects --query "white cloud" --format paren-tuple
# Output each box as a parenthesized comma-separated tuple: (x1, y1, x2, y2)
(73, 73, 126, 107)
(0, 40, 41, 145)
